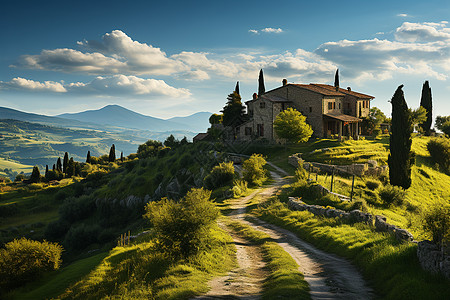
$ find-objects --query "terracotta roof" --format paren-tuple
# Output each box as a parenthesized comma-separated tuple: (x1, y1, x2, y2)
(324, 113, 361, 122)
(289, 84, 345, 96)
(260, 95, 291, 103)
(193, 133, 209, 141)
(312, 84, 374, 99)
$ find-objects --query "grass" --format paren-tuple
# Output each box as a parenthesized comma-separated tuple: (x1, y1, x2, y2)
(7, 251, 108, 300)
(253, 198, 450, 299)
(227, 219, 310, 300)
(55, 224, 235, 300)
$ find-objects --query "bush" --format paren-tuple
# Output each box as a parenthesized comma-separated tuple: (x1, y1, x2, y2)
(63, 224, 101, 250)
(204, 161, 235, 189)
(427, 138, 450, 174)
(0, 238, 63, 290)
(379, 184, 407, 206)
(294, 161, 307, 183)
(242, 154, 267, 186)
(59, 195, 95, 223)
(365, 179, 380, 190)
(422, 204, 450, 247)
(231, 179, 248, 198)
(144, 188, 219, 257)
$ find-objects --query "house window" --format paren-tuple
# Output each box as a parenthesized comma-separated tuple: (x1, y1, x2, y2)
(309, 107, 312, 113)
(245, 127, 252, 136)
(257, 124, 264, 137)
(328, 102, 333, 110)
(338, 103, 341, 109)
(260, 102, 265, 109)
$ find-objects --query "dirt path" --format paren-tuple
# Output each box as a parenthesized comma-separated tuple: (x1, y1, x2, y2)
(229, 170, 374, 300)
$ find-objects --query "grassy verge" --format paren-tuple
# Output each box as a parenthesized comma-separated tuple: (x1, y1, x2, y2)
(227, 219, 310, 300)
(253, 198, 450, 299)
(55, 224, 235, 300)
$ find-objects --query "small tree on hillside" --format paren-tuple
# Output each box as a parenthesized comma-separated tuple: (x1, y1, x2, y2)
(86, 151, 91, 164)
(361, 107, 386, 135)
(63, 152, 69, 174)
(419, 81, 433, 135)
(409, 106, 427, 133)
(435, 115, 450, 136)
(120, 151, 124, 162)
(388, 85, 413, 189)
(164, 134, 179, 148)
(108, 144, 116, 162)
(274, 108, 313, 143)
(243, 154, 267, 186)
(29, 166, 41, 183)
(56, 158, 62, 172)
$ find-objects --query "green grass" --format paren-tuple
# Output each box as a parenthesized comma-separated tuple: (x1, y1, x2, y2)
(56, 224, 235, 300)
(7, 251, 108, 300)
(227, 219, 310, 300)
(253, 198, 450, 299)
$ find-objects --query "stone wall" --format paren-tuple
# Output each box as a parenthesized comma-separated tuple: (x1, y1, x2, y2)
(287, 197, 414, 242)
(417, 241, 450, 279)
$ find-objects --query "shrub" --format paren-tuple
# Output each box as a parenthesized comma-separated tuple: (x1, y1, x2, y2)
(379, 184, 407, 206)
(0, 238, 63, 290)
(427, 138, 450, 174)
(59, 195, 96, 223)
(63, 224, 101, 250)
(242, 154, 267, 186)
(231, 179, 248, 198)
(204, 161, 235, 189)
(422, 204, 450, 247)
(294, 161, 307, 183)
(365, 179, 380, 190)
(144, 188, 219, 257)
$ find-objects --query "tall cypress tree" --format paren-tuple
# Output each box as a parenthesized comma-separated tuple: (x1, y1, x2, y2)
(235, 81, 240, 95)
(56, 158, 62, 172)
(222, 91, 245, 128)
(258, 69, 265, 96)
(63, 152, 69, 174)
(86, 151, 91, 164)
(419, 80, 432, 135)
(334, 69, 339, 88)
(109, 144, 116, 162)
(388, 85, 412, 189)
(45, 165, 49, 176)
(52, 164, 55, 171)
(120, 151, 124, 162)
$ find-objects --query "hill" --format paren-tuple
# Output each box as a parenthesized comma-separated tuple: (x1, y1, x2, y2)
(58, 105, 211, 133)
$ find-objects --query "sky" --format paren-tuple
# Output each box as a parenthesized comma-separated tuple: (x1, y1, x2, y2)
(1, 0, 450, 120)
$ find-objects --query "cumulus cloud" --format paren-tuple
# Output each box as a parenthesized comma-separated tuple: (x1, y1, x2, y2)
(0, 75, 191, 98)
(248, 29, 259, 34)
(397, 13, 409, 17)
(395, 21, 450, 42)
(0, 77, 66, 92)
(261, 27, 283, 33)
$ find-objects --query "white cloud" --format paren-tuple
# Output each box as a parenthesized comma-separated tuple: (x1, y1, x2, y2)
(397, 13, 409, 17)
(395, 21, 450, 42)
(0, 75, 191, 98)
(248, 29, 259, 34)
(376, 32, 384, 35)
(0, 77, 66, 92)
(261, 27, 283, 33)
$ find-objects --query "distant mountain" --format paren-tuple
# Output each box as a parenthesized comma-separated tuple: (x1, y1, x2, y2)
(58, 105, 211, 133)
(167, 112, 211, 132)
(0, 106, 103, 130)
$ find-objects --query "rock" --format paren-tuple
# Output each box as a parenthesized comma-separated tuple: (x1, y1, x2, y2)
(395, 228, 414, 242)
(166, 178, 180, 197)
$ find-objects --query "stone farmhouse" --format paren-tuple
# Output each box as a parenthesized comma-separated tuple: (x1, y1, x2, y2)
(236, 76, 374, 142)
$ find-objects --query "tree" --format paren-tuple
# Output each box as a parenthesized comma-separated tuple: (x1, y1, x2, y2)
(435, 115, 450, 136)
(56, 158, 62, 172)
(235, 81, 240, 95)
(180, 136, 189, 145)
(108, 144, 115, 162)
(45, 165, 49, 176)
(164, 134, 179, 148)
(120, 151, 124, 162)
(86, 151, 91, 164)
(222, 91, 245, 128)
(29, 166, 41, 183)
(63, 152, 69, 174)
(67, 158, 75, 177)
(334, 69, 339, 88)
(209, 113, 223, 125)
(419, 81, 433, 135)
(388, 85, 413, 189)
(243, 154, 267, 186)
(361, 107, 387, 135)
(409, 106, 427, 132)
(274, 108, 313, 143)
(258, 69, 265, 96)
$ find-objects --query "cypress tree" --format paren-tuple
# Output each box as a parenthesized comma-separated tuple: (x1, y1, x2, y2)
(120, 151, 124, 162)
(222, 91, 246, 128)
(109, 144, 116, 162)
(235, 81, 240, 95)
(67, 158, 75, 177)
(388, 85, 412, 189)
(45, 165, 49, 176)
(86, 151, 91, 164)
(52, 164, 55, 171)
(419, 81, 432, 135)
(334, 69, 339, 88)
(30, 166, 41, 183)
(63, 152, 69, 174)
(56, 158, 62, 172)
(258, 69, 265, 96)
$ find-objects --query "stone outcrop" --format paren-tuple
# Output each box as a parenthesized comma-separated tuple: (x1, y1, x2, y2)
(288, 197, 413, 242)
(417, 240, 450, 279)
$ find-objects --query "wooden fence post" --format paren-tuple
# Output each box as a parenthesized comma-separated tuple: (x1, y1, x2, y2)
(350, 174, 355, 201)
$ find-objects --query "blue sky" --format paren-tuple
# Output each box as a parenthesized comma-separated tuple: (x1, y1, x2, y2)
(1, 0, 450, 120)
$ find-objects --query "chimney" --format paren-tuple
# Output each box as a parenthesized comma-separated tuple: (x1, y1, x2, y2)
(253, 93, 258, 100)
(282, 79, 287, 86)
(347, 87, 351, 91)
